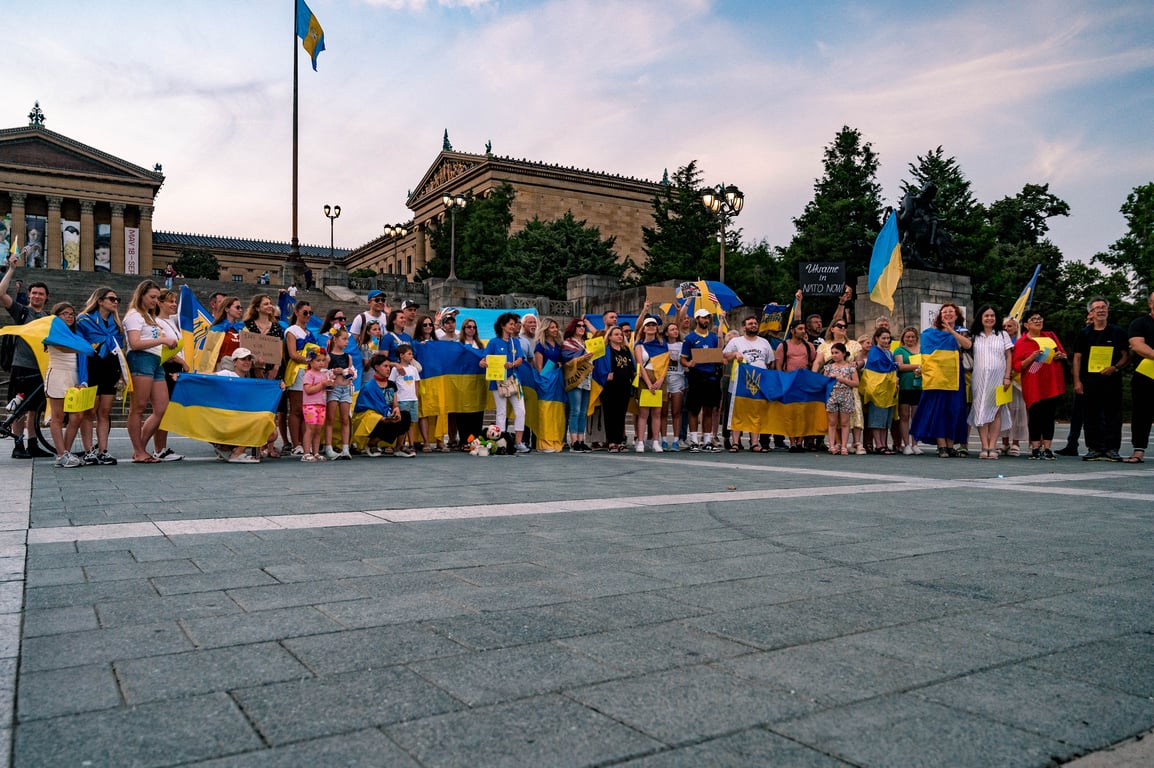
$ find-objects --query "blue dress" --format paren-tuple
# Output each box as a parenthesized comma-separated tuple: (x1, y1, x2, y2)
(910, 357, 968, 444)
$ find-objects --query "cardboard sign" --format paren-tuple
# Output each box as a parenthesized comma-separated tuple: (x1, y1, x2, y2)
(646, 285, 677, 306)
(240, 331, 284, 364)
(692, 346, 724, 363)
(799, 262, 845, 297)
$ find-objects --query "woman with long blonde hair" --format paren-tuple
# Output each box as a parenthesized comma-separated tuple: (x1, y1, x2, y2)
(75, 286, 125, 465)
(123, 279, 180, 463)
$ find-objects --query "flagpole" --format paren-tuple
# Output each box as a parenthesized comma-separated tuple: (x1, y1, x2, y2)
(285, 0, 304, 286)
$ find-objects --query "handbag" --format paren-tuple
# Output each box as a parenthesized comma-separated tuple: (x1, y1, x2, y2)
(497, 376, 519, 398)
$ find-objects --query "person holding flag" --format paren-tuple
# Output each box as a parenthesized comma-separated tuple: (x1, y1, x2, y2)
(42, 303, 94, 467)
(910, 303, 972, 458)
(75, 286, 126, 465)
(723, 314, 774, 452)
(0, 255, 54, 458)
(681, 308, 723, 452)
(123, 280, 181, 463)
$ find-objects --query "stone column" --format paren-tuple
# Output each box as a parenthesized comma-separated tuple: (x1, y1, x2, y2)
(9, 192, 26, 256)
(46, 196, 63, 270)
(79, 200, 96, 271)
(413, 226, 427, 278)
(110, 203, 126, 274)
(139, 205, 154, 276)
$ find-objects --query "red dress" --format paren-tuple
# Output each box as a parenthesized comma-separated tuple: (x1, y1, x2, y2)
(1012, 332, 1065, 408)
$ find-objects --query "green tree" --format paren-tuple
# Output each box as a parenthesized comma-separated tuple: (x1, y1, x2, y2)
(421, 184, 515, 287)
(724, 240, 793, 308)
(504, 212, 622, 299)
(172, 248, 220, 280)
(900, 147, 994, 273)
(637, 161, 721, 284)
(1093, 182, 1154, 299)
(780, 126, 883, 318)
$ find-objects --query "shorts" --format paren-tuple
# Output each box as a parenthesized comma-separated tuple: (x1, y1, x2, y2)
(89, 354, 122, 396)
(287, 367, 305, 392)
(327, 384, 353, 404)
(666, 370, 686, 394)
(899, 389, 922, 407)
(44, 366, 79, 399)
(685, 369, 721, 413)
(398, 400, 419, 422)
(7, 365, 44, 408)
(126, 350, 164, 381)
(826, 386, 856, 413)
(865, 402, 894, 429)
(302, 403, 327, 425)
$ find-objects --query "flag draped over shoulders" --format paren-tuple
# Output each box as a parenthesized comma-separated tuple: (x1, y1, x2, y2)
(859, 344, 899, 408)
(161, 373, 281, 447)
(919, 328, 960, 391)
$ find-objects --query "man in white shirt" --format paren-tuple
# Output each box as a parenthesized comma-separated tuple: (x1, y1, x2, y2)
(723, 314, 775, 451)
(350, 290, 390, 338)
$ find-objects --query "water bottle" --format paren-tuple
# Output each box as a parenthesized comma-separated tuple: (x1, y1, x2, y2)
(5, 394, 23, 413)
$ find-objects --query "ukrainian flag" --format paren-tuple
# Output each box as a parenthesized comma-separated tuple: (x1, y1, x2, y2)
(1007, 264, 1040, 324)
(759, 303, 788, 335)
(296, 0, 325, 71)
(413, 340, 488, 438)
(178, 286, 215, 372)
(859, 344, 899, 408)
(0, 315, 93, 379)
(587, 341, 614, 417)
(868, 212, 902, 312)
(352, 377, 399, 450)
(519, 360, 568, 451)
(729, 365, 834, 437)
(919, 328, 960, 391)
(161, 373, 281, 447)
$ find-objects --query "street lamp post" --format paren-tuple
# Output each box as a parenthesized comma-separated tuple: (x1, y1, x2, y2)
(323, 204, 341, 265)
(701, 183, 744, 284)
(442, 193, 467, 281)
(383, 224, 407, 275)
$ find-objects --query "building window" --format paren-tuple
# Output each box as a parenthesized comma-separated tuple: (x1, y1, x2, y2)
(231, 274, 243, 282)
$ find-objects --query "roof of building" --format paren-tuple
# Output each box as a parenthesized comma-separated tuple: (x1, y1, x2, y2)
(154, 231, 351, 260)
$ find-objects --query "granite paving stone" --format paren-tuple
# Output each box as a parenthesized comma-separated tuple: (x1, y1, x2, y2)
(281, 623, 468, 675)
(18, 604, 99, 638)
(555, 621, 757, 674)
(94, 590, 243, 626)
(179, 606, 347, 649)
(16, 663, 122, 721)
(314, 590, 472, 629)
(150, 568, 281, 596)
(614, 727, 853, 767)
(20, 622, 193, 672)
(420, 606, 598, 651)
(1025, 632, 1154, 697)
(181, 729, 423, 768)
(385, 693, 663, 768)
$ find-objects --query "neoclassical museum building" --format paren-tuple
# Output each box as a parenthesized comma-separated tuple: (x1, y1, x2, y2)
(1, 106, 664, 284)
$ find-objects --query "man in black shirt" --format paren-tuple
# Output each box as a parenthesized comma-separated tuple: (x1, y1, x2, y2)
(1126, 289, 1154, 463)
(1072, 297, 1129, 461)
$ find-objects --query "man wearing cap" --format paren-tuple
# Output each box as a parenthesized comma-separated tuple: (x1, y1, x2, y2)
(211, 347, 261, 463)
(724, 314, 774, 451)
(350, 290, 390, 338)
(0, 256, 54, 458)
(681, 308, 723, 452)
(400, 300, 419, 336)
(435, 310, 458, 340)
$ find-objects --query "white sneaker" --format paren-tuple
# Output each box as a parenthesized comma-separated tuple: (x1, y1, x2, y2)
(651, 440, 663, 453)
(292, 445, 305, 456)
(154, 448, 184, 462)
(912, 444, 924, 455)
(902, 445, 914, 456)
(394, 448, 415, 458)
(635, 441, 645, 453)
(324, 446, 339, 460)
(515, 443, 531, 454)
(336, 449, 352, 461)
(366, 447, 382, 457)
(228, 454, 260, 464)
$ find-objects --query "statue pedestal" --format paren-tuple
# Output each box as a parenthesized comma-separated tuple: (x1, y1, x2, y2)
(426, 278, 483, 309)
(855, 268, 973, 333)
(320, 265, 348, 290)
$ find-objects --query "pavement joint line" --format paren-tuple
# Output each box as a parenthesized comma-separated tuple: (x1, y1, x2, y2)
(0, 462, 31, 768)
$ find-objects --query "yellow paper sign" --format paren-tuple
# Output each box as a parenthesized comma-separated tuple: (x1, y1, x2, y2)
(1034, 336, 1057, 364)
(995, 384, 1013, 407)
(585, 335, 606, 359)
(1087, 345, 1113, 373)
(908, 354, 923, 365)
(638, 388, 663, 407)
(485, 355, 507, 381)
(160, 344, 180, 364)
(1137, 358, 1154, 381)
(64, 385, 97, 413)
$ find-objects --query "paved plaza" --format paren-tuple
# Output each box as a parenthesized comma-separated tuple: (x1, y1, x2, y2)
(1, 432, 1152, 767)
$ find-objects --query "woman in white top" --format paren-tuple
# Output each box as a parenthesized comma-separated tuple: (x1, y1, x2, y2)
(44, 303, 91, 467)
(969, 305, 1014, 459)
(123, 280, 180, 463)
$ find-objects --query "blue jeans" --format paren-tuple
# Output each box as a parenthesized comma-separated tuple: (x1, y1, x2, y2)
(567, 387, 590, 435)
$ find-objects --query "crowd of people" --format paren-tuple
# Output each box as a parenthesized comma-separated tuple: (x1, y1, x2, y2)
(4, 256, 1154, 467)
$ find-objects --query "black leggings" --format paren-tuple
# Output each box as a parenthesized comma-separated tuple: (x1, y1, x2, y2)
(1027, 395, 1059, 443)
(1132, 373, 1154, 451)
(369, 412, 412, 445)
(601, 381, 632, 445)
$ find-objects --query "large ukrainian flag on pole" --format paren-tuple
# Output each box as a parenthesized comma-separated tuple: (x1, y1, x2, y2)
(296, 0, 326, 71)
(868, 212, 902, 312)
(1007, 264, 1040, 325)
(178, 286, 215, 373)
(161, 374, 282, 447)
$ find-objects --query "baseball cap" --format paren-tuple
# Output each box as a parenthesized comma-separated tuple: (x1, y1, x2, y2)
(694, 308, 712, 319)
(401, 300, 419, 309)
(367, 290, 385, 300)
(641, 316, 659, 326)
(230, 348, 253, 360)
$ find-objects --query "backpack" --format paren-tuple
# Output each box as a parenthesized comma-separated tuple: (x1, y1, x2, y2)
(0, 334, 14, 372)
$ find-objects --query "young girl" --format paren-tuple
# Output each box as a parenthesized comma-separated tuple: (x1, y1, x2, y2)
(300, 345, 330, 461)
(358, 320, 382, 370)
(822, 342, 859, 455)
(864, 328, 896, 455)
(44, 303, 91, 468)
(324, 327, 356, 460)
(389, 343, 422, 454)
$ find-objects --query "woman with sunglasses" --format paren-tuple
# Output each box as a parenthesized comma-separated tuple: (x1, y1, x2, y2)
(561, 317, 593, 452)
(452, 317, 485, 446)
(409, 315, 439, 450)
(284, 301, 319, 455)
(813, 320, 864, 453)
(76, 286, 125, 465)
(1012, 309, 1067, 460)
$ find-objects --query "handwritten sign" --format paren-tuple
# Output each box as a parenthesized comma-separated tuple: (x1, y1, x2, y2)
(799, 262, 845, 297)
(646, 286, 677, 306)
(240, 331, 284, 364)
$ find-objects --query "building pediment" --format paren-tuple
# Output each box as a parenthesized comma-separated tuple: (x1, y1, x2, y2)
(408, 151, 485, 205)
(0, 125, 164, 185)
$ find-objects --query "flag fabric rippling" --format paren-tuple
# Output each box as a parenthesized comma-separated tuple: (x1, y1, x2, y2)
(161, 373, 281, 447)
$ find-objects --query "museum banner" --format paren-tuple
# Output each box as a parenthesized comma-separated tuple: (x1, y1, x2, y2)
(125, 227, 139, 275)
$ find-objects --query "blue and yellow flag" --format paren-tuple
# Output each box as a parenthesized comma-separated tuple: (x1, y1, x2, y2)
(868, 212, 902, 312)
(919, 328, 960, 391)
(729, 365, 834, 437)
(518, 360, 568, 451)
(178, 286, 215, 372)
(859, 344, 898, 408)
(759, 303, 788, 335)
(1007, 264, 1041, 324)
(412, 340, 488, 438)
(296, 0, 326, 71)
(161, 373, 281, 447)
(352, 378, 399, 450)
(0, 315, 92, 379)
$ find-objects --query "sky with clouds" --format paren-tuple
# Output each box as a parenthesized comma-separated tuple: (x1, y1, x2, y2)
(13, 0, 1154, 268)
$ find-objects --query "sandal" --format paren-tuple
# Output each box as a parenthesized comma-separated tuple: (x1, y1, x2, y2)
(131, 455, 160, 464)
(878, 448, 895, 456)
(751, 445, 763, 453)
(839, 446, 848, 455)
(855, 443, 866, 455)
(1124, 450, 1145, 464)
(728, 445, 739, 453)
(1008, 445, 1021, 457)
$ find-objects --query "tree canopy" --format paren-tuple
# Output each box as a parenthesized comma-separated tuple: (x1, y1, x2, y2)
(172, 248, 220, 280)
